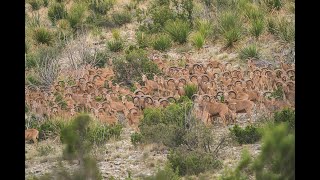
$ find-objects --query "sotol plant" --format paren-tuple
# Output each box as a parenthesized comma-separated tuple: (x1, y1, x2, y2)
(165, 19, 191, 44)
(152, 34, 172, 52)
(239, 44, 260, 60)
(189, 31, 205, 49)
(33, 27, 54, 46)
(48, 3, 68, 24)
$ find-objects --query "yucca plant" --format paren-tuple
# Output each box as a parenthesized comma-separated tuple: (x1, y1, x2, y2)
(244, 4, 264, 21)
(239, 44, 260, 60)
(152, 34, 172, 52)
(33, 27, 54, 46)
(165, 19, 191, 44)
(219, 11, 243, 47)
(277, 18, 295, 43)
(223, 29, 242, 47)
(48, 2, 68, 24)
(67, 2, 86, 29)
(250, 19, 265, 39)
(189, 31, 205, 49)
(194, 19, 213, 39)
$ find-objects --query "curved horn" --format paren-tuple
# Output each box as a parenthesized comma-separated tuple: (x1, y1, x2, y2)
(144, 96, 154, 104)
(167, 78, 176, 86)
(201, 74, 210, 82)
(263, 91, 272, 98)
(228, 90, 237, 99)
(166, 96, 177, 103)
(191, 94, 199, 101)
(189, 74, 198, 81)
(179, 78, 187, 85)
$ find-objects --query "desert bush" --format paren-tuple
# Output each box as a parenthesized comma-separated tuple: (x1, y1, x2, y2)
(184, 84, 197, 99)
(194, 19, 213, 39)
(189, 31, 205, 49)
(112, 11, 132, 26)
(152, 34, 172, 51)
(94, 50, 110, 68)
(88, 0, 115, 15)
(43, 0, 49, 7)
(220, 123, 295, 180)
(165, 19, 191, 44)
(148, 5, 176, 33)
(273, 108, 295, 130)
(168, 146, 222, 176)
(144, 164, 180, 180)
(219, 149, 252, 180)
(48, 3, 67, 24)
(28, 0, 43, 11)
(87, 123, 123, 146)
(219, 11, 243, 47)
(229, 125, 262, 145)
(239, 44, 260, 60)
(262, 0, 283, 11)
(26, 74, 42, 86)
(67, 2, 86, 29)
(130, 132, 143, 146)
(172, 0, 194, 26)
(33, 27, 54, 46)
(37, 144, 54, 156)
(250, 19, 265, 39)
(113, 48, 161, 83)
(26, 53, 38, 69)
(107, 29, 124, 52)
(223, 29, 242, 47)
(252, 123, 294, 179)
(136, 31, 150, 48)
(139, 101, 193, 148)
(277, 17, 295, 43)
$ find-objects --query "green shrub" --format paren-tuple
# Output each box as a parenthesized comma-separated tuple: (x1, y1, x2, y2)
(37, 144, 54, 156)
(189, 31, 205, 49)
(150, 6, 170, 25)
(67, 2, 86, 29)
(108, 40, 124, 52)
(48, 3, 67, 24)
(194, 19, 213, 39)
(223, 29, 242, 47)
(165, 19, 191, 44)
(94, 50, 110, 68)
(184, 84, 197, 99)
(87, 123, 123, 146)
(136, 31, 149, 48)
(229, 125, 262, 145)
(219, 149, 252, 180)
(273, 108, 295, 130)
(43, 0, 49, 7)
(244, 4, 264, 21)
(113, 49, 161, 83)
(220, 123, 295, 180)
(26, 74, 42, 86)
(26, 53, 38, 69)
(144, 164, 180, 180)
(262, 0, 283, 11)
(88, 0, 115, 15)
(168, 147, 222, 176)
(152, 34, 172, 51)
(33, 27, 54, 46)
(239, 44, 260, 60)
(131, 132, 143, 146)
(218, 11, 243, 47)
(112, 11, 132, 26)
(28, 0, 43, 11)
(277, 17, 295, 43)
(139, 102, 193, 148)
(250, 19, 265, 39)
